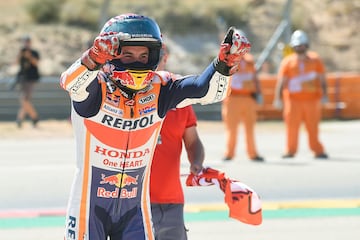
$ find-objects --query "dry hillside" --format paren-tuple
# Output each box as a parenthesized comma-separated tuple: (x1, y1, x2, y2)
(0, 0, 359, 78)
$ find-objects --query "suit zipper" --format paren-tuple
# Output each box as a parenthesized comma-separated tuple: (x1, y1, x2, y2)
(114, 105, 134, 216)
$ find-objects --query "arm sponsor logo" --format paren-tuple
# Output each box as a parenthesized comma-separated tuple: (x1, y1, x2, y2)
(214, 75, 228, 101)
(69, 70, 95, 94)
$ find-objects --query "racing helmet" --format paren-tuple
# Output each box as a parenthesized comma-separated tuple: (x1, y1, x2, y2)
(290, 30, 309, 48)
(101, 13, 163, 91)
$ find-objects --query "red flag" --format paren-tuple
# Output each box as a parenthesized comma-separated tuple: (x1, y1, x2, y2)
(186, 167, 262, 225)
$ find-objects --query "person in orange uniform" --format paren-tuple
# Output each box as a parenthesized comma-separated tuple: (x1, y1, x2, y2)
(222, 34, 264, 162)
(150, 44, 204, 240)
(273, 30, 329, 159)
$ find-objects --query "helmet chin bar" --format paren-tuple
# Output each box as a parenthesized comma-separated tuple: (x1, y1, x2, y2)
(105, 58, 157, 98)
(109, 69, 154, 99)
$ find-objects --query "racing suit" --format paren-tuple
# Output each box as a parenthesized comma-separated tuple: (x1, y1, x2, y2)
(60, 59, 230, 240)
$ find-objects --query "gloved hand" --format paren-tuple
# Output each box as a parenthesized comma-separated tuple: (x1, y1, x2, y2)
(81, 31, 130, 70)
(272, 99, 283, 109)
(215, 27, 251, 76)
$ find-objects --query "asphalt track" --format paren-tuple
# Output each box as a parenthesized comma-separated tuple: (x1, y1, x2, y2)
(0, 119, 359, 239)
(1, 207, 360, 240)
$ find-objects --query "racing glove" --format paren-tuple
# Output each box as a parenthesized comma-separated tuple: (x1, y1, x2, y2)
(81, 31, 130, 70)
(214, 27, 251, 76)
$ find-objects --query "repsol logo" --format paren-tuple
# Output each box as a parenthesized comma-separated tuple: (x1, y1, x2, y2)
(101, 114, 154, 130)
(139, 94, 155, 104)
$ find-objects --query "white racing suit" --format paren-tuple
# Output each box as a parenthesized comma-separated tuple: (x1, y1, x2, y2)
(60, 59, 230, 240)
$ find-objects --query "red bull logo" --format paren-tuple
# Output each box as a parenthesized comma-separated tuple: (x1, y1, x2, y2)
(112, 71, 135, 86)
(122, 174, 139, 187)
(98, 173, 139, 199)
(97, 187, 138, 199)
(100, 173, 138, 188)
(105, 92, 120, 106)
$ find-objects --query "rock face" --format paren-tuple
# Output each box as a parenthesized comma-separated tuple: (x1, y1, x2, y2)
(0, 0, 359, 78)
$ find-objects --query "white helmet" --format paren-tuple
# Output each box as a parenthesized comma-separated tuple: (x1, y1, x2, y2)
(290, 30, 309, 47)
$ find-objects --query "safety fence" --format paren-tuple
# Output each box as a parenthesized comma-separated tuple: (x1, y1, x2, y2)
(0, 73, 359, 121)
(257, 72, 360, 120)
(0, 77, 70, 121)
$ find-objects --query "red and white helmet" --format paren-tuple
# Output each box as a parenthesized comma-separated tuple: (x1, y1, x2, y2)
(101, 13, 163, 91)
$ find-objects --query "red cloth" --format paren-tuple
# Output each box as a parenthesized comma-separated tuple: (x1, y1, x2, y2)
(186, 167, 262, 225)
(150, 106, 197, 203)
